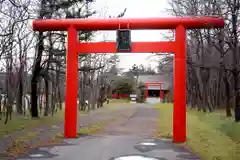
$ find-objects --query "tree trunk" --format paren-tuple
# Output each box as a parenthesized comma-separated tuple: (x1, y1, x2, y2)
(233, 70, 240, 121)
(30, 0, 46, 118)
(56, 65, 62, 110)
(31, 32, 44, 118)
(0, 94, 2, 120)
(44, 79, 49, 116)
(17, 77, 23, 115)
(231, 3, 240, 122)
(234, 106, 240, 122)
(31, 79, 39, 118)
(224, 71, 232, 117)
(39, 90, 43, 115)
(51, 90, 56, 116)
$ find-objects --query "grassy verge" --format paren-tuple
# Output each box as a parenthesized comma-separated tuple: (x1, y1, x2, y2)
(53, 122, 106, 139)
(0, 110, 64, 138)
(155, 103, 240, 160)
(0, 102, 120, 138)
(109, 99, 130, 104)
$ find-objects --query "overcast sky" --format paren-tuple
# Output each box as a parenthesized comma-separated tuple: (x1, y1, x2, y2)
(92, 0, 170, 70)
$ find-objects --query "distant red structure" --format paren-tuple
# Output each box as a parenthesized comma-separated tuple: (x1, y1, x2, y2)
(111, 94, 129, 99)
(145, 82, 164, 100)
(32, 16, 224, 143)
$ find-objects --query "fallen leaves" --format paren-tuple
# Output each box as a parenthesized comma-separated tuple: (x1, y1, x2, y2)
(6, 131, 40, 157)
(7, 139, 30, 157)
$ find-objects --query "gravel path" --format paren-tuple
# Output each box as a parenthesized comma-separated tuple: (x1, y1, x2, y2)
(98, 103, 159, 136)
(16, 103, 201, 160)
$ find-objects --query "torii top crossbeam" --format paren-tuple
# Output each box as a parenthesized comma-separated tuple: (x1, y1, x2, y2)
(32, 16, 224, 31)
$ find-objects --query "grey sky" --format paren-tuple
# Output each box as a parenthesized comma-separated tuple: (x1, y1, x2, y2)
(92, 0, 170, 70)
(28, 1, 170, 71)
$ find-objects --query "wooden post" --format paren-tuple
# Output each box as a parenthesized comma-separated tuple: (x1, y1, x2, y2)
(64, 26, 78, 138)
(173, 25, 187, 143)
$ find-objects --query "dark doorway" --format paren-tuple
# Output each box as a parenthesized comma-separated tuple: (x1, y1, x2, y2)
(148, 90, 160, 97)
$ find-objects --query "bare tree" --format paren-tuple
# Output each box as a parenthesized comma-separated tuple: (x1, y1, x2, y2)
(163, 0, 240, 121)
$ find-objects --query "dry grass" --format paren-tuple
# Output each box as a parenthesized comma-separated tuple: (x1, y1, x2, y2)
(155, 103, 240, 160)
(109, 99, 130, 103)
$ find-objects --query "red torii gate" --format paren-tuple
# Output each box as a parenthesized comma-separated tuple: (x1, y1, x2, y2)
(32, 16, 224, 143)
(145, 82, 164, 100)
